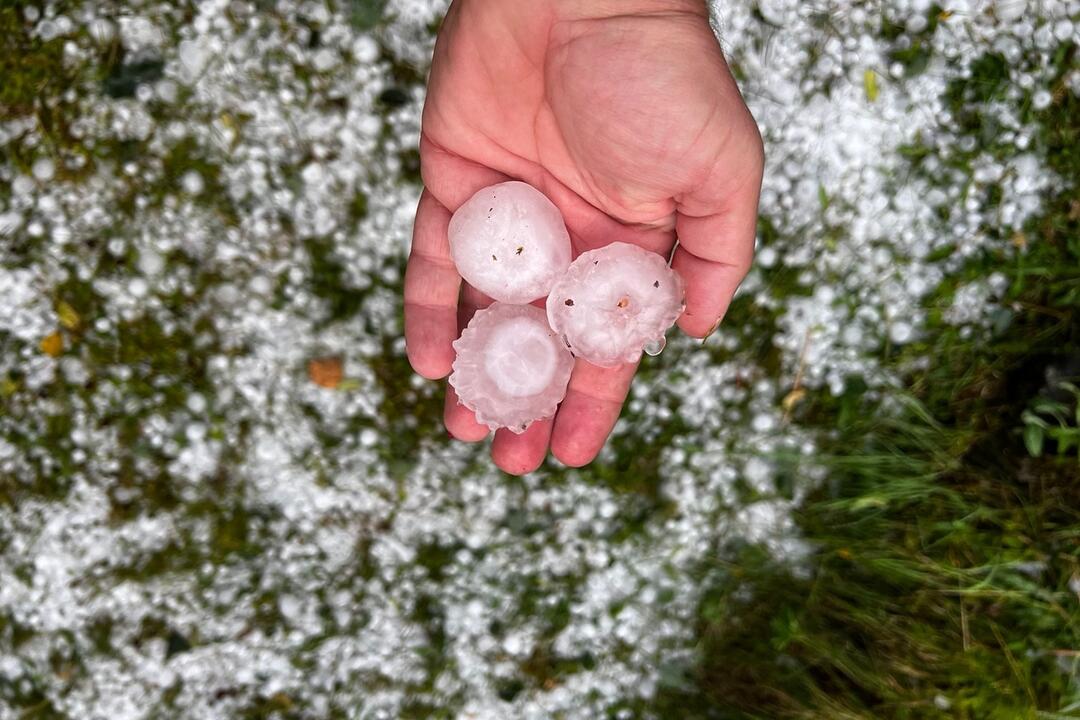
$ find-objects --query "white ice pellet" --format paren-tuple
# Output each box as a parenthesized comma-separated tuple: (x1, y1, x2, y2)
(756, 246, 778, 268)
(547, 243, 685, 368)
(186, 393, 207, 414)
(156, 79, 178, 104)
(32, 157, 55, 181)
(353, 36, 379, 63)
(12, 176, 34, 196)
(994, 0, 1029, 22)
(312, 48, 338, 72)
(181, 170, 204, 194)
(0, 211, 23, 236)
(138, 249, 164, 276)
(889, 321, 914, 344)
(185, 423, 207, 443)
(178, 38, 211, 83)
(87, 17, 114, 42)
(449, 303, 574, 433)
(448, 182, 572, 304)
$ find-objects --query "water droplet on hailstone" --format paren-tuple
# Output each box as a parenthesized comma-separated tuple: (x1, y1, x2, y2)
(448, 182, 572, 304)
(547, 242, 685, 367)
(450, 303, 574, 433)
(644, 337, 666, 356)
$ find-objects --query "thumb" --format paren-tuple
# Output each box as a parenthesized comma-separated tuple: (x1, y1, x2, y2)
(672, 117, 764, 338)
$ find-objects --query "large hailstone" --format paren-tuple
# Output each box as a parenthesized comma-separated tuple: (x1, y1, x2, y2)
(450, 303, 575, 433)
(448, 182, 572, 304)
(547, 242, 685, 368)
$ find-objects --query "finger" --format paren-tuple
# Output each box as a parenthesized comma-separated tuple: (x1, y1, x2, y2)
(443, 281, 495, 441)
(458, 282, 494, 328)
(550, 359, 638, 467)
(672, 238, 753, 337)
(405, 190, 460, 379)
(491, 419, 553, 475)
(675, 111, 763, 337)
(444, 384, 489, 442)
(420, 135, 510, 211)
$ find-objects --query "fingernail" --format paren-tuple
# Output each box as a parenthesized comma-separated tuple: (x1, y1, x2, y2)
(702, 316, 723, 344)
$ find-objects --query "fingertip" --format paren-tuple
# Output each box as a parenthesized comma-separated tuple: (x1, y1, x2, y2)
(676, 311, 720, 339)
(550, 360, 637, 468)
(550, 433, 599, 468)
(492, 444, 542, 476)
(409, 351, 454, 381)
(493, 455, 541, 476)
(407, 344, 454, 381)
(548, 405, 606, 468)
(491, 420, 552, 475)
(444, 385, 490, 442)
(670, 246, 745, 339)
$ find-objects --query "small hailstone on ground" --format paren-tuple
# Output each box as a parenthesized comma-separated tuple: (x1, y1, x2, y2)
(547, 242, 685, 368)
(181, 170, 204, 194)
(889, 320, 914, 344)
(32, 157, 55, 181)
(450, 303, 574, 434)
(448, 181, 572, 304)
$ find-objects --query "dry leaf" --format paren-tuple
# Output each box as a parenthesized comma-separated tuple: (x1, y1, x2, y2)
(863, 69, 879, 102)
(782, 387, 807, 415)
(308, 356, 343, 389)
(40, 331, 64, 357)
(56, 300, 80, 330)
(269, 693, 294, 710)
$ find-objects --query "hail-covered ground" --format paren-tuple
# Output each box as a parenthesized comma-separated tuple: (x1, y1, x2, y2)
(1, 0, 1077, 718)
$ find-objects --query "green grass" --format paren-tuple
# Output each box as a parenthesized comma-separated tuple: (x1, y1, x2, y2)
(649, 44, 1080, 720)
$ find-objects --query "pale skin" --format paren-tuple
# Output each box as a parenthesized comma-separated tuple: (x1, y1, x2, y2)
(404, 0, 764, 474)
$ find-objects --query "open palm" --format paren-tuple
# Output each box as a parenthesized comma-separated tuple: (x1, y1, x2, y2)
(404, 0, 764, 474)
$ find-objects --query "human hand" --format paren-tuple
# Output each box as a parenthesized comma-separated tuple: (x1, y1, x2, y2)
(404, 0, 764, 474)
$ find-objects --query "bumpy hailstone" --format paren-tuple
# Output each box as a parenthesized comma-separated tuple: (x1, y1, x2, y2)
(448, 181, 572, 304)
(450, 303, 575, 433)
(547, 242, 685, 367)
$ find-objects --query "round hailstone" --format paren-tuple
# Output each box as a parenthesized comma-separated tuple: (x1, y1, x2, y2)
(448, 181, 572, 304)
(450, 303, 574, 434)
(547, 242, 685, 368)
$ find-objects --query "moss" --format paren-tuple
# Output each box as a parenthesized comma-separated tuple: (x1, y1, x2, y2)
(370, 338, 445, 472)
(0, 6, 69, 121)
(881, 4, 943, 77)
(102, 57, 165, 99)
(305, 236, 367, 324)
(346, 0, 387, 31)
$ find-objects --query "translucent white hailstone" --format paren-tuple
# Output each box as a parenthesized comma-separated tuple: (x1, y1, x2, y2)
(448, 181, 572, 304)
(450, 303, 574, 433)
(547, 242, 685, 368)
